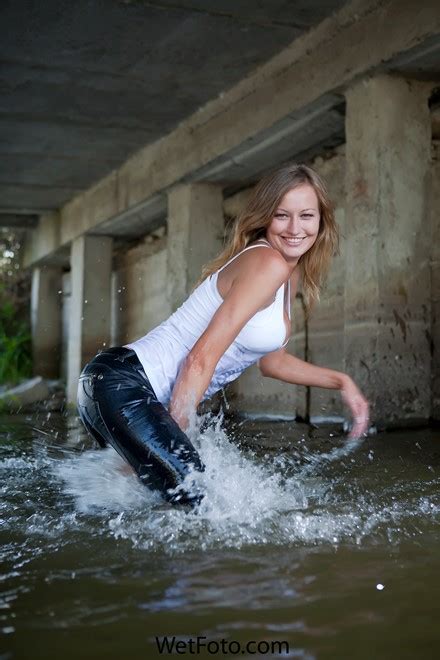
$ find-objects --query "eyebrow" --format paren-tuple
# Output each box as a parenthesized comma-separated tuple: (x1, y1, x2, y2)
(276, 207, 317, 212)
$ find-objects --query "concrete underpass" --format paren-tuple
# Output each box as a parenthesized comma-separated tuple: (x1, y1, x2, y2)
(2, 0, 440, 428)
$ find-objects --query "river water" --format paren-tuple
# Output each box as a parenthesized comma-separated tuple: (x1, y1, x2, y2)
(1, 411, 439, 659)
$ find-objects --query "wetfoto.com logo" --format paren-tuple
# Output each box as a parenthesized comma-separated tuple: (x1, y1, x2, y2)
(155, 635, 289, 655)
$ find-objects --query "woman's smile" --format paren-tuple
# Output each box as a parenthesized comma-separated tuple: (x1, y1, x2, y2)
(265, 183, 321, 264)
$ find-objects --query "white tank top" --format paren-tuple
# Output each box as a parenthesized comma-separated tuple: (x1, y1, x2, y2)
(124, 239, 291, 406)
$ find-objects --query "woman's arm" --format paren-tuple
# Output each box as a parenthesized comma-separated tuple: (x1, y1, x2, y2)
(169, 250, 291, 432)
(259, 348, 370, 439)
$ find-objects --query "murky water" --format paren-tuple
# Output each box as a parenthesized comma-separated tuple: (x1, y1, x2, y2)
(1, 411, 439, 659)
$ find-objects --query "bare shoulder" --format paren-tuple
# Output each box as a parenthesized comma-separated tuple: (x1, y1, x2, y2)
(218, 243, 289, 299)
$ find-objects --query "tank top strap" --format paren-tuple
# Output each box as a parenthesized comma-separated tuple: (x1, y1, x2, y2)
(216, 239, 272, 274)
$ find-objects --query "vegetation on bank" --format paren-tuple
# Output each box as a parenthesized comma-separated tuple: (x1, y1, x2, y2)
(0, 230, 32, 386)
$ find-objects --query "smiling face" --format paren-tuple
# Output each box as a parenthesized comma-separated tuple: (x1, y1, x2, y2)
(264, 183, 321, 266)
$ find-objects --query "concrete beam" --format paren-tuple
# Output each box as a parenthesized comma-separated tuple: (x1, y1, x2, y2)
(344, 75, 432, 427)
(90, 193, 166, 239)
(22, 211, 60, 267)
(26, 0, 440, 266)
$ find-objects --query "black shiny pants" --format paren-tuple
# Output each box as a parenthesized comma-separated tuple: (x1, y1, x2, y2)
(76, 346, 205, 506)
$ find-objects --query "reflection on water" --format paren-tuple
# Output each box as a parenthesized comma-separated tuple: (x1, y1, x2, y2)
(1, 411, 439, 659)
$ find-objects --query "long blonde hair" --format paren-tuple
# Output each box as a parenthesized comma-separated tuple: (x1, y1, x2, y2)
(193, 163, 339, 313)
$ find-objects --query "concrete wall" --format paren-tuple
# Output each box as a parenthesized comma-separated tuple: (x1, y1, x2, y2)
(224, 148, 345, 421)
(59, 234, 170, 375)
(53, 127, 439, 425)
(222, 135, 439, 425)
(112, 233, 170, 346)
(304, 148, 346, 422)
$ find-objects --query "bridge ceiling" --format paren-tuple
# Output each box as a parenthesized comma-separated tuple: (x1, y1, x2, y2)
(0, 0, 349, 215)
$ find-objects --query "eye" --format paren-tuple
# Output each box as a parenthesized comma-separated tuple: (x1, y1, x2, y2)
(274, 213, 289, 219)
(301, 213, 314, 218)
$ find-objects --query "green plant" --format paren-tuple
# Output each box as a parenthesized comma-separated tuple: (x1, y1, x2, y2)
(0, 230, 33, 387)
(0, 295, 32, 385)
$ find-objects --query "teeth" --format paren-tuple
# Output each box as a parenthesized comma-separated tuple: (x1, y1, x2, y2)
(283, 237, 304, 244)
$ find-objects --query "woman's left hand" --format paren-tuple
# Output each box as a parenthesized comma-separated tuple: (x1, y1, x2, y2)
(340, 376, 370, 439)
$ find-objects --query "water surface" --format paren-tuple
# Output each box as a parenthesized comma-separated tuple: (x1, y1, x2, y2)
(1, 412, 439, 659)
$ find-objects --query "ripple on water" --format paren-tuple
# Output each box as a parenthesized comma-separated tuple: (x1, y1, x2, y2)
(1, 413, 439, 561)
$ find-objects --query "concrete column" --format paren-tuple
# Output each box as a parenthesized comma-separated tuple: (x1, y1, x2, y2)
(431, 143, 440, 421)
(30, 265, 62, 378)
(167, 183, 224, 309)
(344, 75, 432, 427)
(67, 235, 112, 403)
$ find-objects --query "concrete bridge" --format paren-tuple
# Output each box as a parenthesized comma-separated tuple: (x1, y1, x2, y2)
(2, 0, 439, 427)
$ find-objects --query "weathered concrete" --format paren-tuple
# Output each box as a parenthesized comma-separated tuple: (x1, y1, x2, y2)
(30, 265, 62, 378)
(221, 150, 345, 420)
(66, 236, 112, 403)
(23, 211, 59, 267)
(3, 0, 348, 213)
(21, 1, 440, 266)
(112, 232, 171, 345)
(8, 2, 440, 426)
(167, 184, 224, 309)
(307, 149, 346, 421)
(431, 142, 440, 421)
(344, 75, 432, 427)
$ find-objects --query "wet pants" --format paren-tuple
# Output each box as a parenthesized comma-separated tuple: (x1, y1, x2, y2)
(76, 346, 205, 505)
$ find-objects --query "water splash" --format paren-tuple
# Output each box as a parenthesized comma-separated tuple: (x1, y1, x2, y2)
(298, 435, 366, 477)
(1, 413, 439, 561)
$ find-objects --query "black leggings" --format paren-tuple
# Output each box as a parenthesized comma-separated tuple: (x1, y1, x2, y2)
(76, 346, 205, 506)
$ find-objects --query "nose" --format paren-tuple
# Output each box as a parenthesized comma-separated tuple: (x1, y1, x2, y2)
(287, 214, 302, 235)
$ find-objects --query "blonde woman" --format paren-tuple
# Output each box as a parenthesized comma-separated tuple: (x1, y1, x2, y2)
(77, 163, 369, 506)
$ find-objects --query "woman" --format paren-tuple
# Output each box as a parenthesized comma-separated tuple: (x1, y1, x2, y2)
(77, 163, 369, 507)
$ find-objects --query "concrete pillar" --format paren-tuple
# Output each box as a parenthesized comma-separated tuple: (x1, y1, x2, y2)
(431, 143, 440, 421)
(67, 235, 112, 403)
(30, 265, 62, 378)
(167, 183, 224, 309)
(344, 75, 432, 427)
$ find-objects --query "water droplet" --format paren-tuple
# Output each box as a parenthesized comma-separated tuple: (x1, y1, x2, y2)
(97, 374, 103, 380)
(376, 583, 384, 590)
